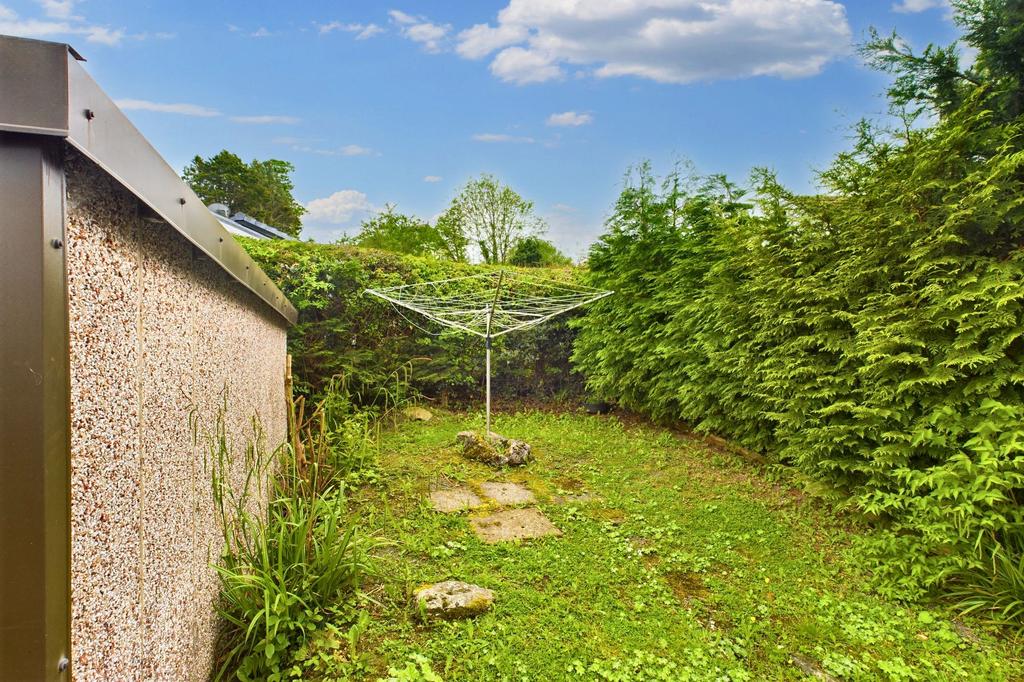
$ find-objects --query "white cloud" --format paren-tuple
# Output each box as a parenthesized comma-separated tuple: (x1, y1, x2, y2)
(129, 30, 176, 41)
(547, 111, 592, 127)
(84, 25, 124, 45)
(281, 141, 377, 156)
(305, 189, 375, 225)
(318, 21, 384, 39)
(340, 144, 374, 156)
(318, 20, 351, 34)
(491, 46, 563, 84)
(115, 99, 221, 117)
(454, 0, 852, 86)
(389, 9, 450, 53)
(229, 115, 300, 124)
(0, 3, 125, 45)
(472, 132, 535, 143)
(423, 175, 443, 183)
(456, 21, 526, 59)
(38, 0, 76, 19)
(116, 101, 301, 124)
(389, 10, 417, 25)
(355, 24, 385, 39)
(893, 0, 947, 12)
(250, 27, 271, 38)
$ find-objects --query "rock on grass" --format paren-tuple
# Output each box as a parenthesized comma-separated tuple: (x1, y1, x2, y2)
(413, 581, 494, 620)
(456, 431, 532, 467)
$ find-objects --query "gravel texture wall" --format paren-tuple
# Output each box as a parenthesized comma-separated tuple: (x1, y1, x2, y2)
(64, 149, 288, 681)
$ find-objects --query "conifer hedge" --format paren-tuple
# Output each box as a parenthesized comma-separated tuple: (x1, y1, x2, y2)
(573, 93, 1024, 598)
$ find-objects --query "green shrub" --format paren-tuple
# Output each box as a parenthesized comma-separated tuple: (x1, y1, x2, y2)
(243, 240, 585, 404)
(573, 90, 1024, 605)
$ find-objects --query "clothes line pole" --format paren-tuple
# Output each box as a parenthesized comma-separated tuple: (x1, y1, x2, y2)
(485, 333, 492, 435)
(363, 268, 612, 438)
(484, 270, 504, 436)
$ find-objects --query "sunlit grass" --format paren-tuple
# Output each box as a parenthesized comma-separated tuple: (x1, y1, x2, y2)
(344, 409, 1024, 681)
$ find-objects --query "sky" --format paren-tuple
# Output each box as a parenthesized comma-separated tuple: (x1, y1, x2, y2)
(1, 0, 965, 257)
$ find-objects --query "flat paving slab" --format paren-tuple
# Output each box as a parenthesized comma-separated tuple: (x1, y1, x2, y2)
(470, 508, 562, 543)
(479, 481, 536, 506)
(428, 486, 484, 513)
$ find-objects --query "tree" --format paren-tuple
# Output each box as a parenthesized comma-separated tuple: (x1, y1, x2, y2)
(450, 174, 545, 264)
(508, 236, 572, 267)
(183, 150, 306, 237)
(352, 205, 444, 256)
(860, 0, 1024, 120)
(434, 204, 470, 262)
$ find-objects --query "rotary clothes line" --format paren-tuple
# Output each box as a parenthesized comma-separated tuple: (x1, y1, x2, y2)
(365, 270, 612, 434)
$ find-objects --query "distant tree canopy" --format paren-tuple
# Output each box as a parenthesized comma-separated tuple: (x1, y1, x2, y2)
(351, 205, 443, 257)
(348, 175, 549, 264)
(450, 174, 546, 264)
(183, 150, 305, 237)
(508, 236, 572, 267)
(349, 205, 470, 260)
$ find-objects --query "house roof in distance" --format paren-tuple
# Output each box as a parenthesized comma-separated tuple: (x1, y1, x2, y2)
(208, 204, 291, 240)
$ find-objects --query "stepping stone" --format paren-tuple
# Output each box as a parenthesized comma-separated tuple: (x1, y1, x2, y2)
(413, 581, 494, 620)
(428, 486, 483, 513)
(479, 481, 536, 505)
(470, 508, 562, 544)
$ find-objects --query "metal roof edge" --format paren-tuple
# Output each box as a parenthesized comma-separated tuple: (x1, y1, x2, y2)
(0, 35, 298, 325)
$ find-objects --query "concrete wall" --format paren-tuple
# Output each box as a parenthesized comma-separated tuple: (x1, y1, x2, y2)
(63, 149, 288, 681)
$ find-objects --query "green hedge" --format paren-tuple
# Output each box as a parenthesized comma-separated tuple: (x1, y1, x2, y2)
(573, 95, 1024, 598)
(242, 239, 585, 405)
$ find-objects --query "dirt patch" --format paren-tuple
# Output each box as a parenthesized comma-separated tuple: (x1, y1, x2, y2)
(555, 476, 585, 491)
(590, 507, 627, 525)
(551, 492, 599, 505)
(665, 571, 710, 603)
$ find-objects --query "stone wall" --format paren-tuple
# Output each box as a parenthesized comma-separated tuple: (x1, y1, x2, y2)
(64, 149, 288, 681)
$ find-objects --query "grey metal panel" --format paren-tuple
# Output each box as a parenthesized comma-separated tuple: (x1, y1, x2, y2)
(63, 54, 297, 324)
(0, 35, 297, 324)
(0, 35, 70, 136)
(0, 133, 71, 681)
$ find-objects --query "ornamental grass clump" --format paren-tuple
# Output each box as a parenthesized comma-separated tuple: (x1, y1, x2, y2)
(206, 379, 379, 681)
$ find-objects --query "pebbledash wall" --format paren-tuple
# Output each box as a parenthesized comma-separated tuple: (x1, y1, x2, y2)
(65, 150, 287, 679)
(0, 36, 298, 681)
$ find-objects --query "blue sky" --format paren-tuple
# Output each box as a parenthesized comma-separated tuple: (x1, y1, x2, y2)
(1, 0, 964, 256)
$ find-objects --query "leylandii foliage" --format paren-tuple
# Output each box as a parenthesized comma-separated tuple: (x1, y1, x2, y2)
(573, 93, 1024, 598)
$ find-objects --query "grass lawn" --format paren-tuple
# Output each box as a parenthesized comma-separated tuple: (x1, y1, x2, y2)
(341, 409, 1023, 681)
